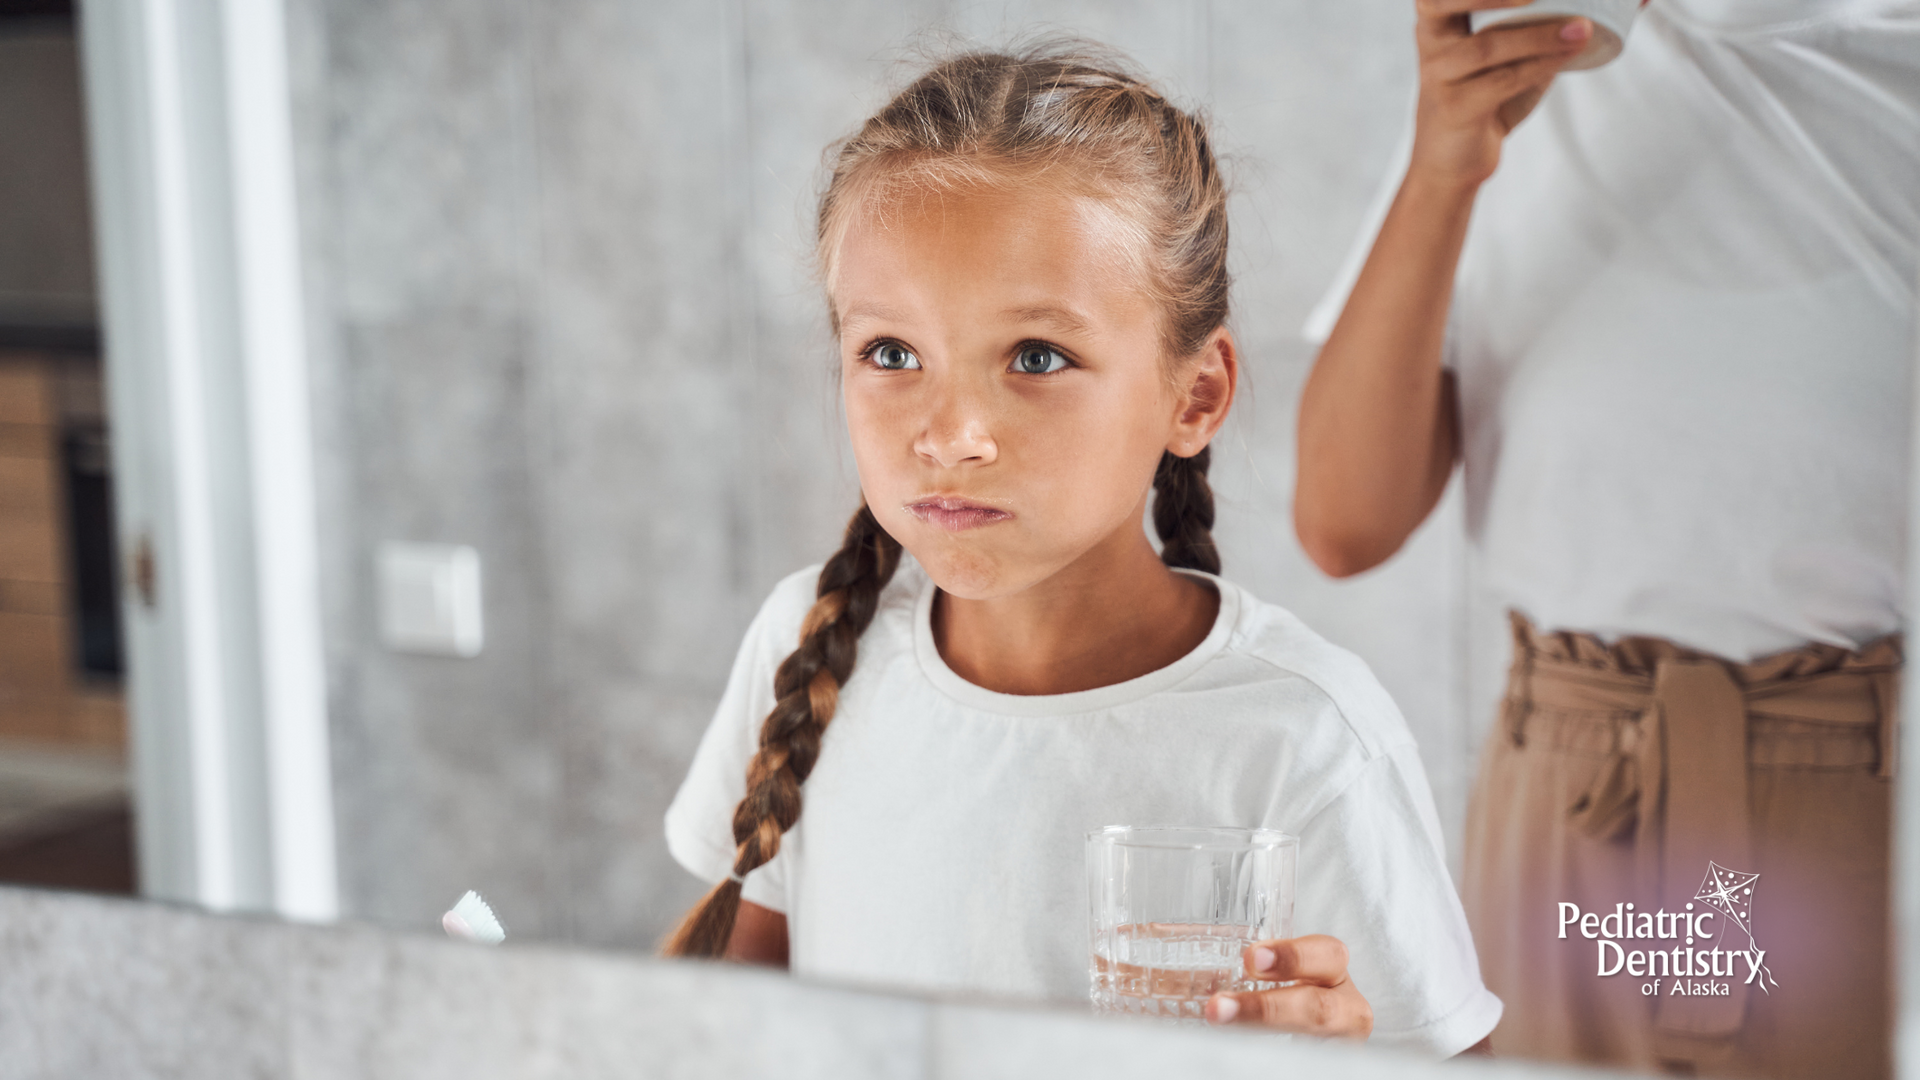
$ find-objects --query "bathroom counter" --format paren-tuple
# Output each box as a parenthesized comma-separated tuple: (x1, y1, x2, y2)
(0, 885, 1571, 1078)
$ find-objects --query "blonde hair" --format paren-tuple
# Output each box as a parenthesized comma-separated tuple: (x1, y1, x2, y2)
(663, 42, 1230, 959)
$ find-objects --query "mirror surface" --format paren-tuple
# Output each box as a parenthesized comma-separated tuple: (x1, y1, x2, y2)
(2, 2, 1911, 1076)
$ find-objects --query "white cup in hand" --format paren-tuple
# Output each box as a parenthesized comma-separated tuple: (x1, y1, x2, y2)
(1470, 0, 1644, 70)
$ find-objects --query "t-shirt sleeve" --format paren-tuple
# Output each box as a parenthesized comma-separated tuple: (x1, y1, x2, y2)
(662, 568, 820, 914)
(1291, 743, 1503, 1058)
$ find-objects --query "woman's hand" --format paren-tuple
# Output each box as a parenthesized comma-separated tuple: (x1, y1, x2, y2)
(1204, 935, 1373, 1040)
(1411, 0, 1592, 188)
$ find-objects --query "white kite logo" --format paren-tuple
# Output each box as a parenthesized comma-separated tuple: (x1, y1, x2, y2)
(1556, 860, 1782, 996)
(1692, 862, 1778, 992)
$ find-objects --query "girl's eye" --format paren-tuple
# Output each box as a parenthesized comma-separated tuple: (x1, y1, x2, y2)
(1013, 345, 1070, 375)
(870, 343, 920, 370)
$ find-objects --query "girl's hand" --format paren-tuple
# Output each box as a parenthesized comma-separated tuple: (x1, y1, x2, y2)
(1204, 935, 1373, 1040)
(1411, 0, 1592, 189)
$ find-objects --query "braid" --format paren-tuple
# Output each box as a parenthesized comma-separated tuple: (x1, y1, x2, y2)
(661, 504, 901, 958)
(1153, 447, 1220, 575)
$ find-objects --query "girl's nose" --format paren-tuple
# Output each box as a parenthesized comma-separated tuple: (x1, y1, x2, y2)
(913, 390, 998, 469)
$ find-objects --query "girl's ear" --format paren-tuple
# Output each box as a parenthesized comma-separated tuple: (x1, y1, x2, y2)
(1169, 327, 1238, 457)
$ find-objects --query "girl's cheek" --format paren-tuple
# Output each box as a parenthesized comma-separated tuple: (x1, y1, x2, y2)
(842, 381, 910, 445)
(843, 409, 927, 510)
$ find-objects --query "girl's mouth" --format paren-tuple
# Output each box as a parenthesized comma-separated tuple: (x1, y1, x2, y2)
(905, 496, 1013, 532)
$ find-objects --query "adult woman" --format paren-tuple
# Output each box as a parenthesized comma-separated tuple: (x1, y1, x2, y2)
(1297, 1, 1919, 1075)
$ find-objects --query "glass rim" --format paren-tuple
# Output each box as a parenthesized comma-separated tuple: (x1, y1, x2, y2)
(1086, 824, 1298, 851)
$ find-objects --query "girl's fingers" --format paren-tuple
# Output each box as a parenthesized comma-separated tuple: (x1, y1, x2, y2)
(1241, 934, 1350, 984)
(1206, 980, 1375, 1039)
(1428, 18, 1590, 84)
(1211, 936, 1374, 1038)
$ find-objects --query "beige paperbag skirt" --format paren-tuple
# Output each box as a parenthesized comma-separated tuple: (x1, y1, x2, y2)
(1462, 613, 1901, 1078)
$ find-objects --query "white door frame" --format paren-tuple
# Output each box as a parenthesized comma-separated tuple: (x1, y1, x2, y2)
(77, 0, 335, 921)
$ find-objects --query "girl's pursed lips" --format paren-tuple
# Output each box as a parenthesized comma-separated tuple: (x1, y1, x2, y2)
(905, 495, 1014, 532)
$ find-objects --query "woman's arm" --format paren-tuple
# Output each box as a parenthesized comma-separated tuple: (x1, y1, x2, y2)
(1294, 1, 1592, 577)
(1294, 177, 1471, 578)
(725, 899, 790, 967)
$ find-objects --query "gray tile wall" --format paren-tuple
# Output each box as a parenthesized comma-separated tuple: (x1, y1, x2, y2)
(0, 885, 1545, 1079)
(285, 0, 1481, 952)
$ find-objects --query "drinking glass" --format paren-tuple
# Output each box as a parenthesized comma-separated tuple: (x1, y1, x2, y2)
(1087, 825, 1298, 1024)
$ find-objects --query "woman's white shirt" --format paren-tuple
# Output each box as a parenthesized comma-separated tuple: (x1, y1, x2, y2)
(665, 561, 1502, 1058)
(1308, 0, 1920, 660)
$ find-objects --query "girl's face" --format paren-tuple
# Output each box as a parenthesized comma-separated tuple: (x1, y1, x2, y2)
(834, 182, 1234, 601)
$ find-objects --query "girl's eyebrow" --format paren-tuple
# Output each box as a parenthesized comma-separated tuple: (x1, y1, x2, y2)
(1002, 305, 1094, 334)
(839, 302, 1094, 335)
(839, 302, 912, 331)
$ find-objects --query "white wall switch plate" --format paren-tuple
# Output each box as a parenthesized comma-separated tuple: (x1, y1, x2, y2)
(377, 542, 484, 658)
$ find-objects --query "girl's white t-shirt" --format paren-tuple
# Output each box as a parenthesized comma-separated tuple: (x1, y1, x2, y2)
(1306, 0, 1920, 661)
(665, 560, 1502, 1058)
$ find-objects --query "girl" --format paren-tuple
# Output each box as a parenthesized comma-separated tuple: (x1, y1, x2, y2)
(663, 44, 1499, 1057)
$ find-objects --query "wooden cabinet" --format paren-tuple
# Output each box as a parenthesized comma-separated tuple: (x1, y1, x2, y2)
(0, 353, 122, 749)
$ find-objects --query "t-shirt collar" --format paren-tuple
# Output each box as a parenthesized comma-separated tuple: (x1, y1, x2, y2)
(911, 567, 1241, 717)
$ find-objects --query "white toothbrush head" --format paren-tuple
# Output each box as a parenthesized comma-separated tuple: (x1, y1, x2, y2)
(442, 890, 506, 945)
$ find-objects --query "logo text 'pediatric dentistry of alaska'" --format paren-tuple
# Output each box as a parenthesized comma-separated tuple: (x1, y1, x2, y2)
(1557, 862, 1781, 998)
